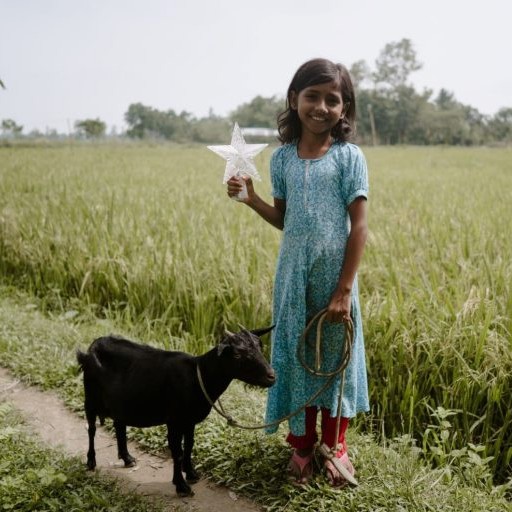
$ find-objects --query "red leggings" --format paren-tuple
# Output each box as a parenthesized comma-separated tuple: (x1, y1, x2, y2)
(286, 407, 349, 456)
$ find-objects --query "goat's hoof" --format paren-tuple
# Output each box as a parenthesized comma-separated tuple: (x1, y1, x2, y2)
(186, 472, 200, 484)
(176, 486, 194, 498)
(122, 455, 137, 467)
(175, 479, 194, 497)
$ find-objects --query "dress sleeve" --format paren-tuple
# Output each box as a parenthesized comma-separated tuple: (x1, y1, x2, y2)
(343, 146, 369, 207)
(270, 147, 286, 200)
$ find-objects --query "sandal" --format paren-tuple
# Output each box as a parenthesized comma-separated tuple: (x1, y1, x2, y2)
(287, 449, 314, 486)
(322, 450, 358, 488)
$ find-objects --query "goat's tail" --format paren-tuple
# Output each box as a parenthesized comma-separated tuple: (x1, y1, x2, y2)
(76, 349, 103, 375)
(76, 350, 87, 372)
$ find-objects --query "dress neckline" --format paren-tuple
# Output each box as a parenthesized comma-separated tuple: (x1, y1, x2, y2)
(295, 141, 340, 162)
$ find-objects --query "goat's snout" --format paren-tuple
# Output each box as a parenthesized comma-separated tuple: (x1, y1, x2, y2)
(263, 367, 276, 387)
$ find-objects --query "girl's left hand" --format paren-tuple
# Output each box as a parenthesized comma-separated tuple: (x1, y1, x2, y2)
(325, 292, 351, 324)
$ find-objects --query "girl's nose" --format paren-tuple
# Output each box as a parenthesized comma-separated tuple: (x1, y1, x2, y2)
(316, 100, 328, 113)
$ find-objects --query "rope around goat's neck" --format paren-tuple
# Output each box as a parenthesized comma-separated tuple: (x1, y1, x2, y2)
(196, 308, 353, 438)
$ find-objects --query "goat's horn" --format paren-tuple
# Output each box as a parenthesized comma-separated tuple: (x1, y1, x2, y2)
(237, 323, 249, 333)
(225, 329, 234, 336)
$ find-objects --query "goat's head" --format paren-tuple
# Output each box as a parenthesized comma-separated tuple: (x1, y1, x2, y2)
(217, 326, 275, 387)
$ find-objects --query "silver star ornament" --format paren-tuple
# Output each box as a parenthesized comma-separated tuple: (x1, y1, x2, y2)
(207, 123, 267, 185)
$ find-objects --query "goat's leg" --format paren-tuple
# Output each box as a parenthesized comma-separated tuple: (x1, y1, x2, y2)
(182, 426, 199, 483)
(168, 426, 193, 497)
(113, 420, 136, 467)
(85, 407, 97, 470)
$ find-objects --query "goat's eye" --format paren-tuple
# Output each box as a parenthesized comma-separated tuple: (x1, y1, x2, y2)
(234, 354, 242, 360)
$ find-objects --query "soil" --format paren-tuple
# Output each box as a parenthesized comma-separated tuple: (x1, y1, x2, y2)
(0, 366, 262, 512)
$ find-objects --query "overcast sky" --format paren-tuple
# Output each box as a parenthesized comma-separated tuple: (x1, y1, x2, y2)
(1, 0, 511, 134)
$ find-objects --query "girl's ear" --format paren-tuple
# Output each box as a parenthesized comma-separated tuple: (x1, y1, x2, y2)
(289, 90, 298, 110)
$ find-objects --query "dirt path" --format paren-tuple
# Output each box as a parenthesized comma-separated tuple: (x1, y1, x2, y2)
(0, 366, 262, 512)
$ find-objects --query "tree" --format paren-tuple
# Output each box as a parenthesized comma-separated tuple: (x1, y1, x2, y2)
(373, 38, 422, 89)
(125, 103, 152, 138)
(349, 60, 372, 90)
(360, 39, 425, 144)
(0, 79, 5, 89)
(230, 95, 284, 128)
(1, 118, 23, 137)
(74, 118, 106, 138)
(488, 107, 512, 142)
(191, 111, 231, 143)
(435, 89, 458, 110)
(124, 103, 193, 141)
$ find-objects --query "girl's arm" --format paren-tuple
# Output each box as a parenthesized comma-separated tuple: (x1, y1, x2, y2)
(325, 197, 368, 323)
(227, 176, 286, 230)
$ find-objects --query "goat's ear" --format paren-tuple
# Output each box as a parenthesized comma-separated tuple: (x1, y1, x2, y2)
(250, 325, 275, 338)
(217, 333, 233, 356)
(217, 342, 234, 356)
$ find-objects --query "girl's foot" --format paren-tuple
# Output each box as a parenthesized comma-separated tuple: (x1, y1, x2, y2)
(323, 451, 357, 488)
(287, 449, 314, 486)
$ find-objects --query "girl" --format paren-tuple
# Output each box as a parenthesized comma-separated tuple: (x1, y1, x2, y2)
(227, 58, 369, 487)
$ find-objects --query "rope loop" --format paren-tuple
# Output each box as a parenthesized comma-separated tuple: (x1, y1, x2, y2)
(297, 308, 353, 379)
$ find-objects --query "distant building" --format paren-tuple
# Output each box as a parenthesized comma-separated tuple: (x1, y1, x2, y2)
(240, 127, 278, 138)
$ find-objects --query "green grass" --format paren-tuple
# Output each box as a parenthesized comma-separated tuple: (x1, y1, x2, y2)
(0, 287, 510, 511)
(0, 143, 511, 483)
(0, 401, 165, 512)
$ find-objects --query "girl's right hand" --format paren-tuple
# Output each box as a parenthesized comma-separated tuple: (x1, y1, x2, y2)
(226, 176, 254, 204)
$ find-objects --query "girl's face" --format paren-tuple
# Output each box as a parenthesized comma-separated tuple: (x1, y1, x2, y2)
(290, 80, 344, 138)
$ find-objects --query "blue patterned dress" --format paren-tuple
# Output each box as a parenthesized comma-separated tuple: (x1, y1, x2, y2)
(265, 141, 370, 437)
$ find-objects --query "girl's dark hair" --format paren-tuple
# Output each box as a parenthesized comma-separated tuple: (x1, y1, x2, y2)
(277, 58, 356, 144)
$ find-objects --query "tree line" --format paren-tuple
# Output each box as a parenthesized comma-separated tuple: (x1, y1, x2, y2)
(2, 39, 511, 145)
(352, 39, 511, 145)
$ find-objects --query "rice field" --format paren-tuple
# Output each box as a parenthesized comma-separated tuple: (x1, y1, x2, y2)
(0, 142, 511, 481)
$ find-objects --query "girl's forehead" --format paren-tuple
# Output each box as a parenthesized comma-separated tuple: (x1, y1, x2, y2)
(299, 80, 342, 95)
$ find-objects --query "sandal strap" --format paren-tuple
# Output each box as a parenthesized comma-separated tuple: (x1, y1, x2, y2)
(290, 450, 313, 473)
(320, 447, 358, 487)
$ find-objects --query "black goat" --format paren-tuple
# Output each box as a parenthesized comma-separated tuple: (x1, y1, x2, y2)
(76, 326, 275, 497)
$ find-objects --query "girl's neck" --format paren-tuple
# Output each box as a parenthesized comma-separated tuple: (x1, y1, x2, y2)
(297, 133, 333, 159)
